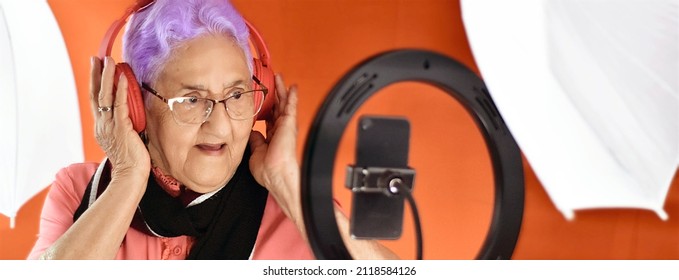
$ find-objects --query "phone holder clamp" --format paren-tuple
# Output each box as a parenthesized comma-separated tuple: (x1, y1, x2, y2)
(345, 166, 415, 196)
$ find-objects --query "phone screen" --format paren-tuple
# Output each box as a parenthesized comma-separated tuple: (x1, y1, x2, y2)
(350, 115, 411, 239)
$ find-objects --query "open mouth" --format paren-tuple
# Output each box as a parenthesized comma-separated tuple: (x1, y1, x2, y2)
(196, 143, 226, 155)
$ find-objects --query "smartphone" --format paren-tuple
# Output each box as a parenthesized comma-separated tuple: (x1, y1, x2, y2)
(349, 115, 412, 239)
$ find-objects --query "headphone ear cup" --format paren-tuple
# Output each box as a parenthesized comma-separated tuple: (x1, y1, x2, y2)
(253, 58, 275, 121)
(114, 63, 146, 133)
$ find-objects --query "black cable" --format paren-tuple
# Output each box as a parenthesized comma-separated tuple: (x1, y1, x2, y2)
(389, 178, 423, 260)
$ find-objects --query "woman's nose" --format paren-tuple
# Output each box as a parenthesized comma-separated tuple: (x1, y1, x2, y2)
(201, 102, 232, 138)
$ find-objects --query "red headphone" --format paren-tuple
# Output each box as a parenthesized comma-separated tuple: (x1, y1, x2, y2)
(98, 0, 275, 133)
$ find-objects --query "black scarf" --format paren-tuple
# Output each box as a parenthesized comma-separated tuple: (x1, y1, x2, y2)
(73, 150, 269, 259)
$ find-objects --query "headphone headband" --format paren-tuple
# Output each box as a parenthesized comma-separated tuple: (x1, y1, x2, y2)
(244, 20, 271, 67)
(98, 0, 153, 59)
(98, 0, 268, 64)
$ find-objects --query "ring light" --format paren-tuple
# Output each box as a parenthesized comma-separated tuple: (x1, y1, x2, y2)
(301, 49, 524, 260)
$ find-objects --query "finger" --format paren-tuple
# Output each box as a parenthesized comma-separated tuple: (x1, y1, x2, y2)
(89, 56, 103, 117)
(249, 130, 269, 158)
(99, 56, 116, 109)
(248, 131, 270, 184)
(249, 130, 267, 150)
(265, 120, 275, 143)
(113, 73, 131, 126)
(274, 74, 289, 116)
(285, 85, 298, 118)
(265, 74, 286, 136)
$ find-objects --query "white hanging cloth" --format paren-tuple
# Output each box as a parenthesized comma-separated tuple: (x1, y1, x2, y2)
(460, 0, 678, 219)
(0, 0, 83, 227)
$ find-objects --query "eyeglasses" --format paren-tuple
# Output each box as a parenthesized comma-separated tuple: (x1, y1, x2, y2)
(141, 76, 268, 124)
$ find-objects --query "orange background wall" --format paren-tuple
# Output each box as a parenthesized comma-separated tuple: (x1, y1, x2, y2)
(1, 0, 678, 260)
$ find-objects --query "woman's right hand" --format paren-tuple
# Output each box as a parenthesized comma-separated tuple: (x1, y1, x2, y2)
(89, 56, 150, 181)
(36, 56, 152, 259)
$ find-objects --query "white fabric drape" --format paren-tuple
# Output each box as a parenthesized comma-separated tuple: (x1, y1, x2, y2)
(461, 0, 678, 219)
(0, 0, 83, 227)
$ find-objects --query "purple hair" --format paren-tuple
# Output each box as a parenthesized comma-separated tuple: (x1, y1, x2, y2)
(123, 0, 253, 100)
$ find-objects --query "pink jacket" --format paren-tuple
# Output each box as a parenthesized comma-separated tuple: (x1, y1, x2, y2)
(28, 162, 314, 260)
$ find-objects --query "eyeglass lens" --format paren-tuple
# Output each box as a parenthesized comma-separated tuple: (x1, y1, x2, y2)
(171, 91, 263, 124)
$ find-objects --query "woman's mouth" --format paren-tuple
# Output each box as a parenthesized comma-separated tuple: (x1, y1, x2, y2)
(196, 143, 226, 155)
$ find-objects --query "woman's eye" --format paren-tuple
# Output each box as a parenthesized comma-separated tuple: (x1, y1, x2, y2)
(227, 88, 246, 99)
(187, 97, 199, 104)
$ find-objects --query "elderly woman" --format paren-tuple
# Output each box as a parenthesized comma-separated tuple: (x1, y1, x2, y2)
(29, 0, 397, 260)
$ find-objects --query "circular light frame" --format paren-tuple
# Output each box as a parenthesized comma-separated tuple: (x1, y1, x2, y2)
(301, 49, 524, 259)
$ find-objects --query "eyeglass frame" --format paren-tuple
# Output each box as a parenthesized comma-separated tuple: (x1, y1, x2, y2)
(141, 76, 268, 124)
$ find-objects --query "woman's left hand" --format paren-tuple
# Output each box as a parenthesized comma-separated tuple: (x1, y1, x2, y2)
(248, 76, 399, 259)
(249, 74, 302, 224)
